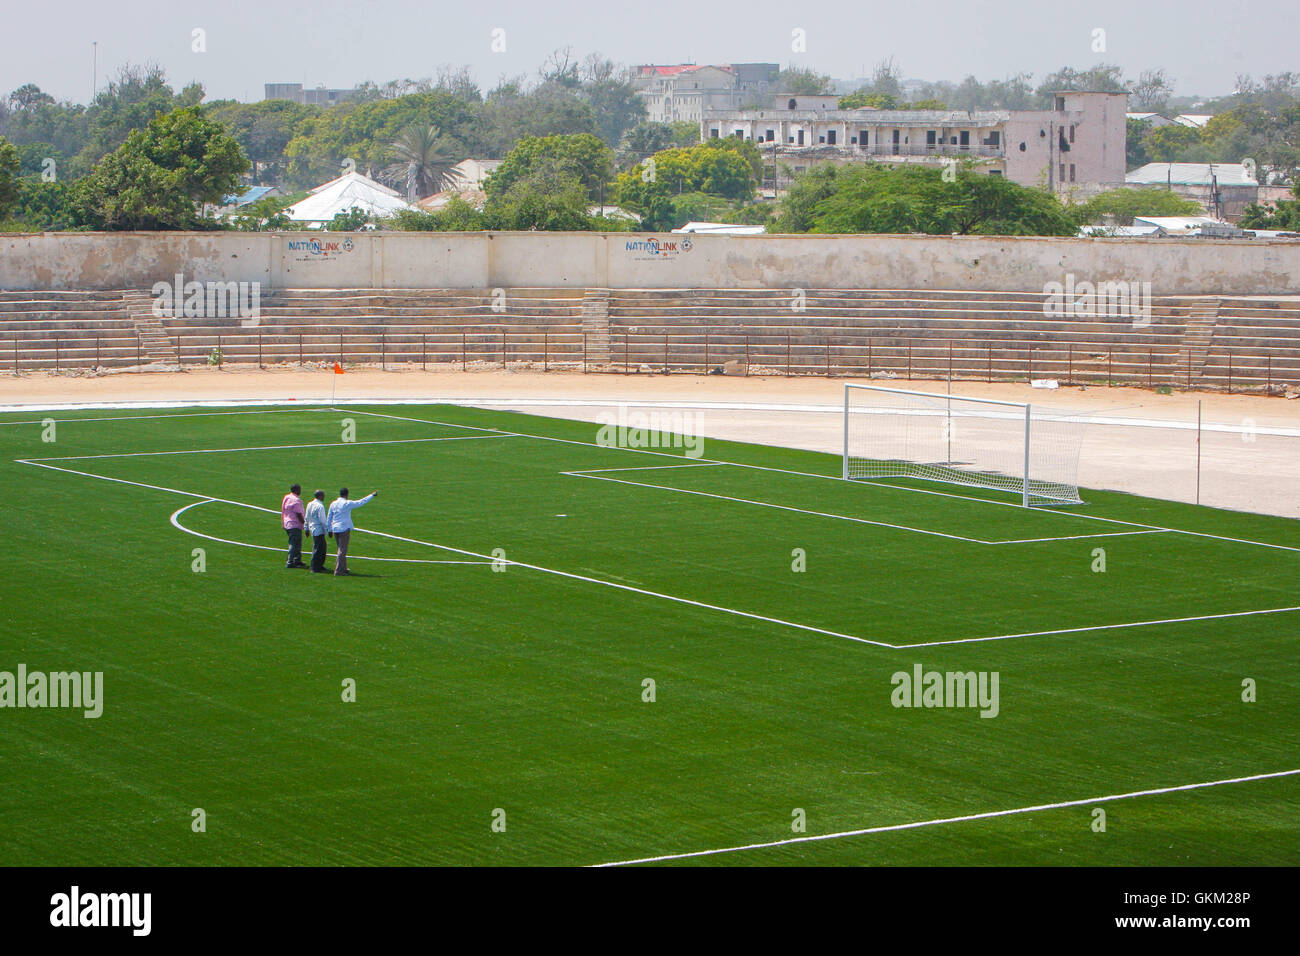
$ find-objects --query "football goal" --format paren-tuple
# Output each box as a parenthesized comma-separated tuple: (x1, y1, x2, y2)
(843, 384, 1084, 507)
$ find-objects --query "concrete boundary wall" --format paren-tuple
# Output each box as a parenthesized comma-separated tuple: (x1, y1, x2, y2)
(2, 231, 1298, 295)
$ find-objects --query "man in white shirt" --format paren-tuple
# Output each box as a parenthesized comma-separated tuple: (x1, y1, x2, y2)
(326, 487, 378, 576)
(305, 489, 329, 574)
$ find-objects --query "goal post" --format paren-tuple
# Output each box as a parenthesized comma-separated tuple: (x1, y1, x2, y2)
(842, 384, 1084, 507)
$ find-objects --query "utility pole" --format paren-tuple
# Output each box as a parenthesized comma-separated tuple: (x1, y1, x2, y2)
(92, 41, 97, 101)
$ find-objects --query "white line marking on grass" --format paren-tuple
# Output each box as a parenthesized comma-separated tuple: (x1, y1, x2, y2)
(591, 767, 1300, 866)
(565, 470, 1169, 546)
(565, 462, 725, 474)
(168, 500, 489, 565)
(25, 434, 516, 463)
(989, 530, 1169, 544)
(900, 605, 1300, 648)
(0, 407, 324, 425)
(17, 456, 894, 649)
(564, 471, 992, 544)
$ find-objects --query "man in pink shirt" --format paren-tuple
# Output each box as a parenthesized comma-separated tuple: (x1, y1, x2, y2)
(281, 483, 306, 569)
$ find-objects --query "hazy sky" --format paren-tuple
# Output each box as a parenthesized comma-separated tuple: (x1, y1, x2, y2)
(2, 0, 1295, 105)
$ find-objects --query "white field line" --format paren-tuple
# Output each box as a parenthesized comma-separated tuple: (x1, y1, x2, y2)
(18, 456, 1298, 650)
(565, 470, 1167, 546)
(565, 471, 990, 544)
(25, 433, 515, 463)
(169, 500, 488, 565)
(16, 456, 894, 650)
(564, 462, 725, 474)
(8, 397, 1297, 439)
(339, 406, 1300, 554)
(898, 605, 1300, 648)
(15, 406, 1300, 648)
(590, 767, 1300, 867)
(0, 407, 325, 425)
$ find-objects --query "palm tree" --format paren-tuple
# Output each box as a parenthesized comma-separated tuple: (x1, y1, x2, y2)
(382, 125, 463, 201)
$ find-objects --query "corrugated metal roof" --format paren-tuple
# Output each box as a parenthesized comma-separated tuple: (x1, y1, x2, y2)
(1125, 163, 1258, 186)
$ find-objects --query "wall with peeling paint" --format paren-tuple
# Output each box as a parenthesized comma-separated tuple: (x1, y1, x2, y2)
(2, 231, 1297, 295)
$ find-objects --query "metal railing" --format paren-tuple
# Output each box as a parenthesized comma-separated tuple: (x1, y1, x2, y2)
(5, 328, 1298, 393)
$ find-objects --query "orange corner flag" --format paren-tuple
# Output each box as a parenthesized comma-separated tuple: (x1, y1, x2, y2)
(333, 362, 344, 374)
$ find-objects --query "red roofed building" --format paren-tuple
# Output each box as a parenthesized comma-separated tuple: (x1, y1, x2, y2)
(633, 62, 778, 124)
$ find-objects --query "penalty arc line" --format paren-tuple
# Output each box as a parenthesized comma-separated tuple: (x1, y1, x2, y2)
(590, 767, 1300, 867)
(169, 500, 489, 566)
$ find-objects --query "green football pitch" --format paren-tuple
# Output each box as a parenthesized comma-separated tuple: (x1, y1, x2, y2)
(2, 402, 1297, 866)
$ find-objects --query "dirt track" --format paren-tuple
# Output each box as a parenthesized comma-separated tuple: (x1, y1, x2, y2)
(4, 365, 1299, 518)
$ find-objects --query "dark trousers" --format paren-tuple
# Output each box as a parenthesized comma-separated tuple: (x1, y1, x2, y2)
(285, 527, 303, 567)
(334, 529, 351, 575)
(310, 533, 327, 571)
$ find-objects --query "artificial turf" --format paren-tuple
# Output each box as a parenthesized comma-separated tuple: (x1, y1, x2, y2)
(1, 402, 1296, 866)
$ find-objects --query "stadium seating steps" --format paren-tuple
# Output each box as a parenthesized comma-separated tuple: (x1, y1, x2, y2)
(2, 287, 1299, 389)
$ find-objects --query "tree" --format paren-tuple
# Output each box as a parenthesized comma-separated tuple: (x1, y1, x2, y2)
(73, 105, 249, 229)
(486, 133, 613, 201)
(769, 164, 842, 233)
(0, 137, 20, 219)
(204, 99, 318, 181)
(281, 91, 479, 189)
(839, 91, 899, 110)
(1035, 64, 1126, 106)
(484, 166, 593, 230)
(775, 66, 835, 95)
(1129, 69, 1174, 112)
(381, 124, 463, 200)
(1069, 187, 1203, 226)
(582, 78, 647, 147)
(329, 206, 371, 231)
(1240, 183, 1300, 230)
(614, 140, 759, 228)
(8, 84, 55, 112)
(1126, 118, 1153, 169)
(388, 196, 486, 231)
(773, 164, 1077, 236)
(1144, 123, 1202, 161)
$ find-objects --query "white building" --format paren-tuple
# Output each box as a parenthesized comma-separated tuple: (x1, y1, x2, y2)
(283, 172, 417, 227)
(703, 91, 1128, 192)
(633, 63, 779, 124)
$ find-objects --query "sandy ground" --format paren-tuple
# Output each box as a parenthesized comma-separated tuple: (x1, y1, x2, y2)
(4, 364, 1299, 518)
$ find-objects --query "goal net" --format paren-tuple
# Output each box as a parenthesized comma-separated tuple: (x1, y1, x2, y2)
(843, 384, 1084, 507)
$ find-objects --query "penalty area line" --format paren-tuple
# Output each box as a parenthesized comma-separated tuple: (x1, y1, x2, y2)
(590, 767, 1300, 867)
(898, 604, 1300, 647)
